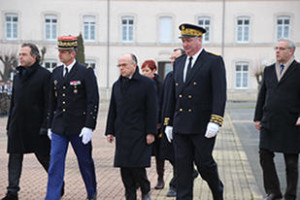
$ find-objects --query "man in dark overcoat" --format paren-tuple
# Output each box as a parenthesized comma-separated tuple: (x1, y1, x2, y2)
(164, 23, 227, 200)
(45, 36, 99, 200)
(105, 53, 157, 200)
(254, 39, 300, 200)
(2, 43, 51, 200)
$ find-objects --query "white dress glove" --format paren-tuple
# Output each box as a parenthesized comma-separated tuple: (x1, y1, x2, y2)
(205, 122, 219, 138)
(79, 127, 93, 144)
(165, 126, 173, 143)
(47, 129, 52, 140)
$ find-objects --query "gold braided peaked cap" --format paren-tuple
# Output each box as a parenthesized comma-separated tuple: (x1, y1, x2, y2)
(58, 35, 78, 50)
(179, 23, 206, 38)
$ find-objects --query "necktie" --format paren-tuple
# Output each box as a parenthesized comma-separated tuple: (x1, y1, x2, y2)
(280, 64, 285, 74)
(185, 57, 193, 82)
(64, 67, 69, 77)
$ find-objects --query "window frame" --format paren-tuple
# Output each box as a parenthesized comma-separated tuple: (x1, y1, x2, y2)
(5, 13, 18, 40)
(198, 16, 211, 43)
(236, 17, 250, 43)
(83, 15, 96, 42)
(276, 16, 290, 40)
(235, 62, 249, 89)
(121, 16, 135, 43)
(44, 15, 58, 41)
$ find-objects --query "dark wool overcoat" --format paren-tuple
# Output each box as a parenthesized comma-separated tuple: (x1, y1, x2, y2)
(7, 62, 51, 153)
(254, 60, 300, 153)
(105, 68, 158, 167)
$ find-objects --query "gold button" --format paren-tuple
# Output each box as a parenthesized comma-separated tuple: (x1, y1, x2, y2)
(179, 94, 182, 98)
(62, 93, 65, 97)
(179, 108, 183, 112)
(193, 82, 197, 85)
(83, 112, 86, 115)
(63, 108, 66, 112)
(176, 83, 179, 86)
(63, 86, 66, 89)
(188, 95, 192, 99)
(188, 109, 192, 112)
(62, 101, 66, 104)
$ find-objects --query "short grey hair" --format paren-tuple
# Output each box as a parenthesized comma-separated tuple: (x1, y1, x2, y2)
(278, 38, 296, 54)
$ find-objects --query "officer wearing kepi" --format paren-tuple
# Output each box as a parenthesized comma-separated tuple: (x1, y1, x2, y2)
(45, 35, 99, 200)
(164, 23, 227, 200)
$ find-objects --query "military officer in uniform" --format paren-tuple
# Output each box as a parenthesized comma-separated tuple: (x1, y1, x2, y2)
(45, 36, 99, 200)
(164, 23, 226, 200)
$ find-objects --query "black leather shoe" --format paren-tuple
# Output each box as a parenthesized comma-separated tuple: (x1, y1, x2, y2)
(1, 193, 18, 200)
(60, 182, 65, 197)
(142, 193, 151, 200)
(166, 186, 176, 197)
(264, 193, 282, 200)
(154, 179, 164, 190)
(87, 191, 97, 200)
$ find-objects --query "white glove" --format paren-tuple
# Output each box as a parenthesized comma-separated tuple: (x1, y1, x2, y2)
(79, 127, 93, 144)
(205, 122, 219, 138)
(47, 129, 52, 140)
(165, 126, 173, 143)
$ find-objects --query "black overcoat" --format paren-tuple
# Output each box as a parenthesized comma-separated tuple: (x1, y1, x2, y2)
(7, 62, 51, 153)
(254, 60, 300, 153)
(105, 68, 158, 167)
(47, 61, 99, 135)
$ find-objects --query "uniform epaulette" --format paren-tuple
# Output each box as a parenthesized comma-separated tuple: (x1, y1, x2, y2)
(210, 114, 223, 126)
(208, 51, 220, 56)
(86, 65, 92, 69)
(52, 65, 58, 70)
(164, 117, 170, 126)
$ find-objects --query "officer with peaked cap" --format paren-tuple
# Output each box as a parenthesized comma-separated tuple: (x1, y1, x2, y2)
(45, 35, 99, 200)
(164, 23, 227, 200)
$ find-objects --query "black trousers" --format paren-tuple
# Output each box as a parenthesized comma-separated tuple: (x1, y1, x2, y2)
(7, 151, 50, 194)
(120, 167, 150, 200)
(259, 149, 299, 200)
(174, 133, 223, 200)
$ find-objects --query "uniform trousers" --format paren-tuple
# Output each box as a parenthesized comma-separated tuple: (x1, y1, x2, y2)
(259, 148, 299, 200)
(120, 167, 150, 200)
(7, 151, 49, 195)
(45, 133, 97, 200)
(174, 133, 223, 200)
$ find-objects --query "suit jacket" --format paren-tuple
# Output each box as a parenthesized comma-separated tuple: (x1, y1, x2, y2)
(105, 68, 158, 167)
(165, 49, 226, 135)
(254, 60, 300, 153)
(48, 61, 99, 135)
(7, 62, 51, 153)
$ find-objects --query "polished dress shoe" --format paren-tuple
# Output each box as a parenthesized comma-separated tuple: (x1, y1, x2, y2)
(154, 178, 164, 190)
(264, 193, 282, 200)
(87, 191, 97, 200)
(166, 186, 176, 197)
(142, 193, 151, 200)
(1, 192, 18, 200)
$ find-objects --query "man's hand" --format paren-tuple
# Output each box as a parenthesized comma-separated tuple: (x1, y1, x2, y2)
(296, 117, 300, 126)
(79, 127, 93, 144)
(146, 134, 155, 144)
(107, 134, 115, 143)
(47, 129, 52, 140)
(165, 126, 173, 143)
(205, 122, 219, 138)
(254, 121, 261, 130)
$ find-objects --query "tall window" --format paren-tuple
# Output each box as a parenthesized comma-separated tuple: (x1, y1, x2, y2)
(85, 60, 96, 69)
(235, 62, 249, 89)
(83, 16, 96, 41)
(277, 16, 290, 39)
(236, 17, 250, 43)
(5, 14, 18, 40)
(198, 17, 210, 43)
(44, 60, 57, 71)
(159, 17, 172, 43)
(44, 15, 57, 40)
(122, 16, 134, 43)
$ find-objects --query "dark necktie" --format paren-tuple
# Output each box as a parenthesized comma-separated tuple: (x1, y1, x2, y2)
(280, 64, 285, 74)
(185, 57, 193, 82)
(121, 77, 129, 92)
(64, 67, 69, 77)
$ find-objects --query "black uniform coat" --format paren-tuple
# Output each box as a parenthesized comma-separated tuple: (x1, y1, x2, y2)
(254, 60, 300, 153)
(166, 49, 226, 135)
(7, 62, 51, 153)
(105, 68, 158, 168)
(48, 61, 99, 135)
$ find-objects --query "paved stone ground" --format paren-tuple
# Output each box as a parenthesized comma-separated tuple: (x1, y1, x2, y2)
(0, 102, 262, 200)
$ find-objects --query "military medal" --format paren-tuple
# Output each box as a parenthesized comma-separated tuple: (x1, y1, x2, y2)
(70, 81, 81, 94)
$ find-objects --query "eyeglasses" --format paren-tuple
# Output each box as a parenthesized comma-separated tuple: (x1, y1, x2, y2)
(274, 47, 290, 51)
(117, 62, 132, 67)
